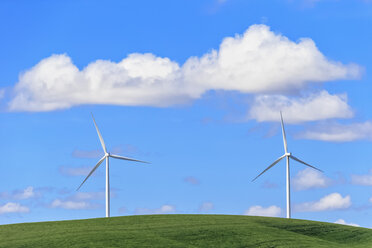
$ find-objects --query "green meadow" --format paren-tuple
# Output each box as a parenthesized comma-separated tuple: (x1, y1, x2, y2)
(0, 215, 371, 248)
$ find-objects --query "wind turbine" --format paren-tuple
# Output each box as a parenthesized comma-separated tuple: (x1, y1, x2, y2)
(252, 112, 322, 219)
(77, 114, 149, 218)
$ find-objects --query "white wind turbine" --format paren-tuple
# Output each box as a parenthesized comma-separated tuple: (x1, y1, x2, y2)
(77, 114, 149, 218)
(252, 112, 323, 219)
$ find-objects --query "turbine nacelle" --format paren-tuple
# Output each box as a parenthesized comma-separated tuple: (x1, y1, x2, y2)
(284, 152, 291, 157)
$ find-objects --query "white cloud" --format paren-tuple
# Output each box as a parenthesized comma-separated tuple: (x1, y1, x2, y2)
(59, 166, 94, 176)
(134, 204, 176, 215)
(334, 219, 360, 227)
(198, 202, 214, 212)
(244, 205, 282, 217)
(14, 186, 35, 200)
(351, 170, 372, 186)
(50, 191, 104, 210)
(0, 186, 38, 200)
(369, 197, 372, 203)
(72, 192, 105, 201)
(72, 149, 103, 159)
(9, 24, 361, 112)
(293, 168, 332, 190)
(0, 202, 29, 214)
(297, 121, 372, 142)
(249, 91, 353, 124)
(50, 199, 94, 210)
(295, 193, 351, 212)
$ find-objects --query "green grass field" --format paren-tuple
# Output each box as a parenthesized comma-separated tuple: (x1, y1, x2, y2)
(0, 215, 371, 247)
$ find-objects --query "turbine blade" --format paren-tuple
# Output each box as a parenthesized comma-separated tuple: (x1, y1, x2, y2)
(109, 154, 149, 164)
(252, 154, 286, 182)
(280, 111, 288, 153)
(289, 155, 323, 172)
(91, 113, 107, 154)
(76, 155, 106, 191)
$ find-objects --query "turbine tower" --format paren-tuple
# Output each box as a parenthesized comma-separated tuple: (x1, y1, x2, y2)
(77, 114, 149, 218)
(252, 112, 322, 219)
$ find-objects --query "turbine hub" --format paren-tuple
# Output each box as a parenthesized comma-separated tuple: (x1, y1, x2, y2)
(105, 152, 109, 157)
(285, 152, 291, 157)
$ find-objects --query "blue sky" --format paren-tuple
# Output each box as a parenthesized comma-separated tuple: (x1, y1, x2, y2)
(0, 0, 371, 228)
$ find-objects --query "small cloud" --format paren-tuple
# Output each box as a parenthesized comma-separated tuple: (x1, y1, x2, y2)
(0, 202, 29, 214)
(293, 168, 332, 191)
(0, 186, 39, 200)
(351, 170, 372, 186)
(334, 219, 360, 227)
(369, 197, 372, 203)
(295, 193, 351, 212)
(262, 181, 278, 189)
(134, 204, 176, 215)
(71, 192, 105, 201)
(72, 149, 103, 159)
(50, 199, 97, 210)
(244, 205, 282, 217)
(198, 202, 214, 212)
(49, 191, 104, 210)
(14, 186, 35, 200)
(249, 91, 353, 124)
(59, 165, 94, 176)
(184, 176, 200, 185)
(297, 121, 372, 142)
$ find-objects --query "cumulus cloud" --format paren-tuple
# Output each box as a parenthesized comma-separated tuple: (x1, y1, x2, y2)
(134, 204, 176, 215)
(351, 170, 372, 186)
(198, 202, 214, 212)
(244, 205, 282, 217)
(9, 24, 361, 112)
(334, 219, 360, 227)
(59, 166, 94, 177)
(249, 91, 353, 124)
(297, 121, 372, 142)
(0, 202, 29, 214)
(295, 193, 351, 212)
(293, 168, 332, 190)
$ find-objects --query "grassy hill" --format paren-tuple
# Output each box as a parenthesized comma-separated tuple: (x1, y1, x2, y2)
(0, 214, 371, 247)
